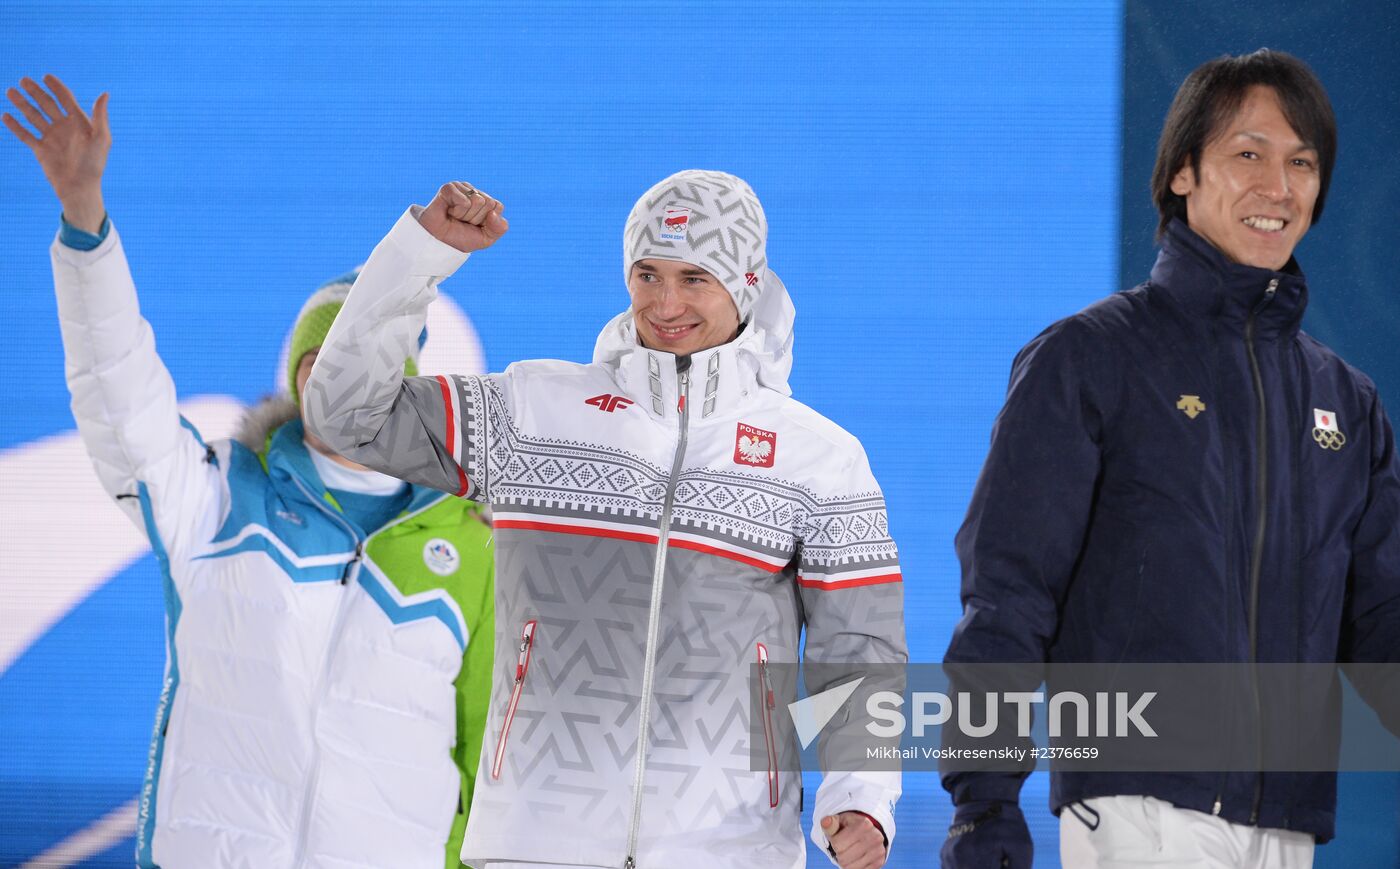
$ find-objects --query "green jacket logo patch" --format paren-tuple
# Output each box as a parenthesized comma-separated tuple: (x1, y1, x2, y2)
(423, 538, 460, 576)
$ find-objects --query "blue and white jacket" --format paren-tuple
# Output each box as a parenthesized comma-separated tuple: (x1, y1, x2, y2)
(51, 224, 494, 868)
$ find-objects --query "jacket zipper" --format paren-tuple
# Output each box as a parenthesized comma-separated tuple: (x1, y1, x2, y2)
(288, 478, 364, 869)
(1214, 278, 1278, 820)
(624, 360, 691, 869)
(1245, 278, 1277, 824)
(757, 643, 779, 808)
(491, 619, 538, 779)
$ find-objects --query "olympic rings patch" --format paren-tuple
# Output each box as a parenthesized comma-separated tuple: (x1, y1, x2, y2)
(1312, 427, 1346, 450)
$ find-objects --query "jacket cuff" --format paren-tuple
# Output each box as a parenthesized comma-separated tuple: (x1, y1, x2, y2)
(51, 219, 121, 267)
(392, 205, 472, 278)
(59, 214, 110, 251)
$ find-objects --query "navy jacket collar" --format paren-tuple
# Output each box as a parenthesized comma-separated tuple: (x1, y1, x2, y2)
(1149, 218, 1308, 341)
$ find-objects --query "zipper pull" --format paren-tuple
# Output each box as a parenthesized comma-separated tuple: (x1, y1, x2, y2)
(515, 621, 536, 682)
(678, 371, 690, 414)
(1264, 278, 1278, 299)
(757, 643, 774, 707)
(341, 542, 363, 585)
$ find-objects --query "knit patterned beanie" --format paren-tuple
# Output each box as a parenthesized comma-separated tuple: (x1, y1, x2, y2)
(622, 170, 769, 322)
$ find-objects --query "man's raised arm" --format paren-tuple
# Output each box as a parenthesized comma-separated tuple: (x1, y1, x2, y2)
(302, 182, 507, 497)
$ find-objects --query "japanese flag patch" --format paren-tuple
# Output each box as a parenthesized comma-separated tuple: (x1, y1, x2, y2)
(734, 423, 777, 468)
(1312, 408, 1347, 451)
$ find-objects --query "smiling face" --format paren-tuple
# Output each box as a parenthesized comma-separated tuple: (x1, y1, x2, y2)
(628, 259, 740, 356)
(1170, 85, 1321, 271)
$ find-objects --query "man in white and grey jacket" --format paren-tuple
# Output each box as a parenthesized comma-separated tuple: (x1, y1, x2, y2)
(304, 171, 907, 869)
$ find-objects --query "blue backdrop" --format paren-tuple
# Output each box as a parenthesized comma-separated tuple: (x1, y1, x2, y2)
(0, 2, 1391, 867)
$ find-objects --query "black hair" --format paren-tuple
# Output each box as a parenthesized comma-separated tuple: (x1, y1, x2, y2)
(1151, 49, 1336, 238)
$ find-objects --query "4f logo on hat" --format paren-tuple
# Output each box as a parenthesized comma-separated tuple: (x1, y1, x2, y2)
(735, 423, 777, 468)
(660, 207, 690, 242)
(1312, 409, 1346, 451)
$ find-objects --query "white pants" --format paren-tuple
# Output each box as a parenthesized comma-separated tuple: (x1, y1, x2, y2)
(1060, 795, 1315, 868)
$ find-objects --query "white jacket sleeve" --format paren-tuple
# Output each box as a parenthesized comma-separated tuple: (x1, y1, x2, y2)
(301, 207, 488, 498)
(51, 225, 225, 557)
(800, 442, 906, 861)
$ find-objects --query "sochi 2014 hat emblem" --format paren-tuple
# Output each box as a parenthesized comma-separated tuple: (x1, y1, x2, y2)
(660, 207, 691, 243)
(1312, 409, 1346, 451)
(423, 538, 461, 576)
(734, 422, 777, 468)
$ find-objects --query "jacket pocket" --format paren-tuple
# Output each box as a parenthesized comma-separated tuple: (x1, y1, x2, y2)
(491, 619, 537, 780)
(757, 642, 778, 807)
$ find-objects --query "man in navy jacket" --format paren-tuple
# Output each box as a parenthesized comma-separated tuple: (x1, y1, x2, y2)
(941, 50, 1400, 868)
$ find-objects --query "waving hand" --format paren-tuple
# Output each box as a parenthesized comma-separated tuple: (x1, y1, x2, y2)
(3, 74, 111, 233)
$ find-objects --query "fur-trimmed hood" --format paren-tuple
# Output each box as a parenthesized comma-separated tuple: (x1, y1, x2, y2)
(234, 395, 300, 454)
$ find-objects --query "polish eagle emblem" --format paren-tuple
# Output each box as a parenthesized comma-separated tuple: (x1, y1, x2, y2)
(734, 423, 777, 468)
(738, 435, 772, 463)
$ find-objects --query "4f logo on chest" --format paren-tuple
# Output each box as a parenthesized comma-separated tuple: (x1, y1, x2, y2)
(585, 394, 634, 413)
(735, 423, 777, 468)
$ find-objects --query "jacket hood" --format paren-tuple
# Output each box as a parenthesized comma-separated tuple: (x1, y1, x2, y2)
(235, 395, 300, 454)
(236, 394, 452, 517)
(591, 268, 796, 397)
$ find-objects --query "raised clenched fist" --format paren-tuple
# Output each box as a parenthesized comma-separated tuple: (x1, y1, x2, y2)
(417, 181, 509, 253)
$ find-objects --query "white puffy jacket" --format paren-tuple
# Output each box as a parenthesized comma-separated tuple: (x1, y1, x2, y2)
(51, 226, 494, 868)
